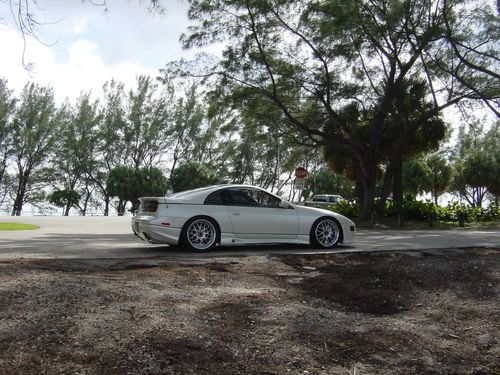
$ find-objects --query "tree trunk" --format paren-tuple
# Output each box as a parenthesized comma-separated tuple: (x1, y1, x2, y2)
(434, 190, 438, 206)
(0, 150, 8, 188)
(170, 156, 178, 179)
(355, 179, 364, 208)
(64, 204, 71, 216)
(0, 161, 6, 188)
(118, 199, 126, 216)
(377, 161, 396, 218)
(392, 155, 403, 226)
(103, 195, 109, 216)
(11, 175, 29, 216)
(81, 191, 92, 216)
(361, 167, 377, 221)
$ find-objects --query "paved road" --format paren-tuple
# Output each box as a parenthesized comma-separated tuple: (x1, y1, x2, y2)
(0, 216, 498, 260)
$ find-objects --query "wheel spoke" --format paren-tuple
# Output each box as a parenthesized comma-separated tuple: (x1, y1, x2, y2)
(315, 219, 339, 247)
(187, 219, 216, 250)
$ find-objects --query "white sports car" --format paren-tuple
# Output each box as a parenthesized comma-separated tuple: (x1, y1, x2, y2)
(132, 184, 356, 251)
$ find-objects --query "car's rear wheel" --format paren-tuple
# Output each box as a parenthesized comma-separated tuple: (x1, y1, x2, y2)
(310, 217, 342, 248)
(181, 217, 219, 252)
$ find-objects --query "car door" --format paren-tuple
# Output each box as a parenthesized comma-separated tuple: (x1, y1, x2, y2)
(226, 187, 299, 239)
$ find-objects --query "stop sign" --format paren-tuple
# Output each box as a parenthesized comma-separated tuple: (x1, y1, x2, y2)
(295, 166, 308, 179)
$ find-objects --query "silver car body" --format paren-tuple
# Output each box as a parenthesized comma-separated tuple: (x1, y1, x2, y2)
(132, 184, 355, 247)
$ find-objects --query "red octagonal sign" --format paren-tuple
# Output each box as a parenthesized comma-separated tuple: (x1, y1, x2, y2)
(295, 166, 308, 179)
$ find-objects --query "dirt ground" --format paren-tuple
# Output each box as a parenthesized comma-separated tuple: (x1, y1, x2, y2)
(0, 248, 498, 375)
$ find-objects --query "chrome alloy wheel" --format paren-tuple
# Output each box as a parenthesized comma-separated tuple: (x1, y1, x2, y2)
(186, 219, 217, 250)
(314, 218, 340, 247)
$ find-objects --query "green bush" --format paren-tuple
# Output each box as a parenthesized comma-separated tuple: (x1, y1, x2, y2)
(464, 204, 500, 222)
(385, 195, 500, 223)
(385, 195, 434, 221)
(329, 200, 362, 219)
(326, 195, 499, 223)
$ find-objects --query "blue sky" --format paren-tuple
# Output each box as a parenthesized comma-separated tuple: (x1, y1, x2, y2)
(0, 0, 196, 102)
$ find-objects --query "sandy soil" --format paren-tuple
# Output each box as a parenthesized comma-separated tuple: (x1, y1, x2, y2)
(0, 248, 498, 375)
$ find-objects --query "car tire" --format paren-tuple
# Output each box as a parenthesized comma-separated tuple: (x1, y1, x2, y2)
(310, 217, 342, 248)
(181, 216, 220, 252)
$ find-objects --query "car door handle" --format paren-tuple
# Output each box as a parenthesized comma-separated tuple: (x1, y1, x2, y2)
(232, 212, 241, 216)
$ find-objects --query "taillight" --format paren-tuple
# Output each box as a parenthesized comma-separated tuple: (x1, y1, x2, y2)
(141, 200, 159, 213)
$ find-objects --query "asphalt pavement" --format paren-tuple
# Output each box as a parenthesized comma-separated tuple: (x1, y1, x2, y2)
(0, 216, 498, 260)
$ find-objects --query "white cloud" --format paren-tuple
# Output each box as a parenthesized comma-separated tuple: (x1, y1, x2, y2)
(0, 1, 221, 104)
(0, 25, 158, 103)
(66, 39, 101, 67)
(71, 19, 87, 34)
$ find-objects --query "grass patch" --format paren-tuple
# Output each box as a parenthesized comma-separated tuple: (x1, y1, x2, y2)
(0, 222, 40, 231)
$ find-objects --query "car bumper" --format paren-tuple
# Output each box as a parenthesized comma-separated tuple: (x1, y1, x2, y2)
(132, 216, 181, 245)
(341, 223, 356, 244)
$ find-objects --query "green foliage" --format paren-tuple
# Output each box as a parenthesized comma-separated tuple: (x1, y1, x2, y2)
(167, 84, 209, 171)
(124, 75, 172, 169)
(402, 159, 432, 195)
(170, 162, 219, 193)
(10, 83, 61, 215)
(384, 195, 500, 223)
(385, 195, 435, 221)
(451, 122, 499, 207)
(329, 200, 362, 219)
(171, 0, 498, 219)
(47, 189, 81, 208)
(0, 79, 15, 211)
(402, 154, 452, 204)
(51, 93, 101, 215)
(302, 169, 355, 200)
(426, 154, 452, 204)
(135, 167, 169, 198)
(463, 152, 497, 189)
(0, 79, 15, 171)
(438, 203, 500, 224)
(107, 166, 168, 212)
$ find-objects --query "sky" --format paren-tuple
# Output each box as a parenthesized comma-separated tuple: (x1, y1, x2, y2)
(0, 1, 495, 123)
(0, 0, 196, 103)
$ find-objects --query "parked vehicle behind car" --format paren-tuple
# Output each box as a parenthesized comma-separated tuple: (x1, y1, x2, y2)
(304, 194, 344, 208)
(132, 184, 355, 251)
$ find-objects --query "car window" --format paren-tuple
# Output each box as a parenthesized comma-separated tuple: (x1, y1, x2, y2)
(228, 188, 281, 208)
(328, 196, 338, 203)
(314, 196, 327, 202)
(227, 188, 259, 206)
(204, 189, 231, 205)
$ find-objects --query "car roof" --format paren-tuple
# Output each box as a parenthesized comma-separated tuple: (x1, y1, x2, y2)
(162, 184, 278, 204)
(312, 194, 341, 198)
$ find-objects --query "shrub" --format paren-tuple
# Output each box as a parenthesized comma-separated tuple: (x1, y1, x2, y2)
(329, 200, 362, 219)
(387, 196, 500, 223)
(328, 194, 499, 224)
(385, 195, 434, 221)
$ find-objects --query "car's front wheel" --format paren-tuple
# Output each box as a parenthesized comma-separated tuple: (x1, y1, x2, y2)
(181, 217, 219, 252)
(310, 217, 342, 248)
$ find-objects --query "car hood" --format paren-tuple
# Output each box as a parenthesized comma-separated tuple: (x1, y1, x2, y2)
(293, 204, 332, 215)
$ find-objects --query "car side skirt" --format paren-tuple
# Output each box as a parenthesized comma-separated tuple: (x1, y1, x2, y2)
(219, 234, 311, 246)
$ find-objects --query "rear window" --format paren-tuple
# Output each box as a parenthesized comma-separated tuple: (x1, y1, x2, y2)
(204, 189, 231, 205)
(140, 200, 159, 212)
